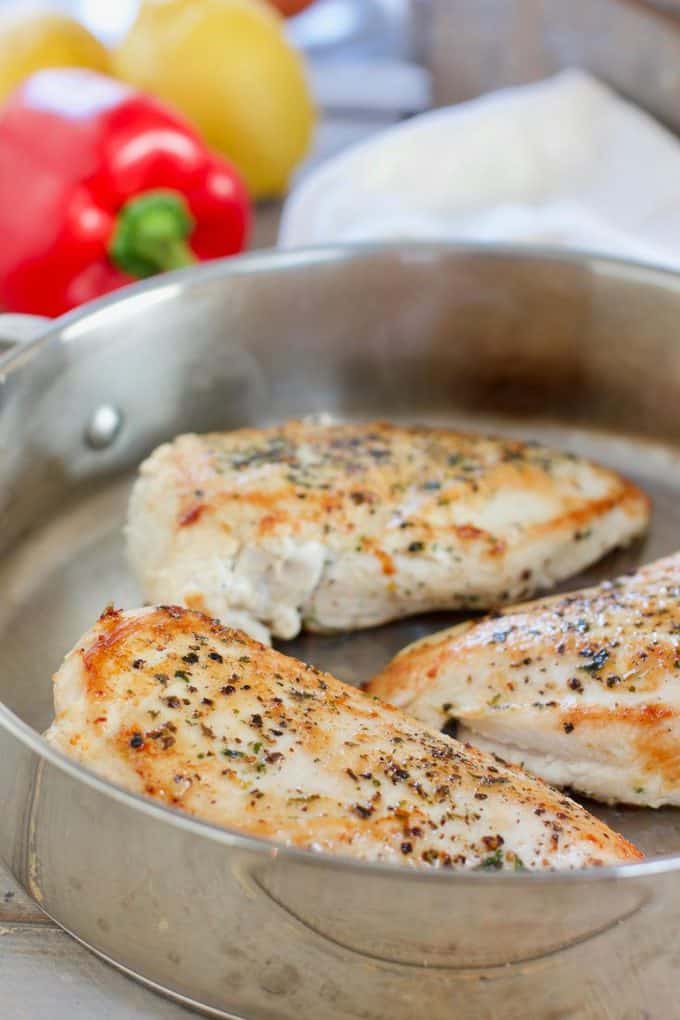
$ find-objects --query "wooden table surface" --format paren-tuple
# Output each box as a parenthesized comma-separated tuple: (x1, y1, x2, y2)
(0, 868, 198, 1019)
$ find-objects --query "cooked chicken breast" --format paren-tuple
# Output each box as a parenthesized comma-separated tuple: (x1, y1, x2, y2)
(45, 605, 641, 869)
(127, 420, 649, 643)
(368, 553, 680, 807)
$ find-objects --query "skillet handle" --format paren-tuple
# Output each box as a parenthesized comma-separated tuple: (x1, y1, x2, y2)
(0, 314, 50, 355)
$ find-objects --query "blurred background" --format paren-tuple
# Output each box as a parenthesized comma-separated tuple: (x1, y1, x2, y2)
(6, 0, 680, 183)
(1, 0, 431, 169)
(1, 0, 680, 313)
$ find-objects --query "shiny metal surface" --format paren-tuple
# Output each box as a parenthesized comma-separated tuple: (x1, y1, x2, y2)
(84, 403, 124, 450)
(1, 244, 680, 1018)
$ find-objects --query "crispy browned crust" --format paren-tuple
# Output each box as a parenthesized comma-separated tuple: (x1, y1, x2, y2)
(367, 553, 680, 802)
(127, 420, 651, 642)
(47, 605, 642, 869)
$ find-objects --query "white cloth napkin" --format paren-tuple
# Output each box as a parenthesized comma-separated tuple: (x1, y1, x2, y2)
(279, 69, 680, 268)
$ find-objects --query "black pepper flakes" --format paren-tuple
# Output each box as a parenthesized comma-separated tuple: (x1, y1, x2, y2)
(580, 648, 609, 673)
(441, 718, 459, 739)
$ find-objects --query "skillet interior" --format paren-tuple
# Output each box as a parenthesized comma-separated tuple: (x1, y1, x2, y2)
(1, 413, 680, 856)
(0, 243, 679, 857)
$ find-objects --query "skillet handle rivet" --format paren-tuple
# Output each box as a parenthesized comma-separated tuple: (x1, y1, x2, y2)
(85, 404, 122, 450)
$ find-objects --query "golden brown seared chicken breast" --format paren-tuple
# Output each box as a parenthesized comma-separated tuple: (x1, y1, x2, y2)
(368, 553, 680, 807)
(45, 605, 641, 870)
(126, 420, 649, 644)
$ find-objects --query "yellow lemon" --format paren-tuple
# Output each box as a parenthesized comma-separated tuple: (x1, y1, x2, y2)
(0, 9, 110, 103)
(114, 0, 316, 198)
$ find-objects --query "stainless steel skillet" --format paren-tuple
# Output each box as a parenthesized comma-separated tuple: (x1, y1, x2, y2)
(1, 243, 680, 1020)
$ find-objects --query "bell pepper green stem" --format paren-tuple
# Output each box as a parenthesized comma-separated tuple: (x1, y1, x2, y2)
(109, 189, 197, 278)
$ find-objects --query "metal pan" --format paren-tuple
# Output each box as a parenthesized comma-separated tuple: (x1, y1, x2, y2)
(1, 243, 680, 1020)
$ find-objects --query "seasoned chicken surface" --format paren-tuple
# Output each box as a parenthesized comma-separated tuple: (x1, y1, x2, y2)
(368, 554, 680, 807)
(127, 421, 649, 644)
(45, 606, 641, 869)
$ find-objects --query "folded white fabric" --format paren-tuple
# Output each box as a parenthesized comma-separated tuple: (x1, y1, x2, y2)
(279, 69, 680, 268)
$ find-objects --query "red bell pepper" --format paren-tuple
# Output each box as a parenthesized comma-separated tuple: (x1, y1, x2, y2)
(0, 68, 250, 316)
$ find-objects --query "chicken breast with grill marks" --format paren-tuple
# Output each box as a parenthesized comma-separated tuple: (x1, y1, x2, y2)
(126, 420, 649, 644)
(45, 605, 641, 870)
(367, 553, 680, 807)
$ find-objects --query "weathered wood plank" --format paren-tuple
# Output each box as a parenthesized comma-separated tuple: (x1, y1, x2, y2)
(0, 924, 198, 1018)
(0, 861, 51, 926)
